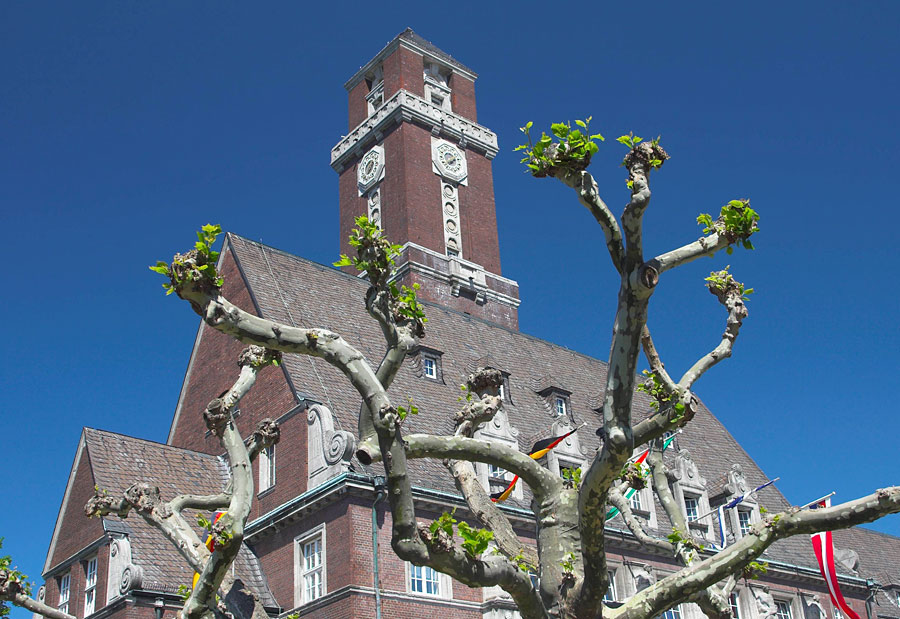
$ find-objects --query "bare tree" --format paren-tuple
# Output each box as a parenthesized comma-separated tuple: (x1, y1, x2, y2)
(8, 127, 899, 619)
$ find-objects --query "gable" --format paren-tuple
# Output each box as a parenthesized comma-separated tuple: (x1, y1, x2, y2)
(44, 433, 105, 575)
(167, 234, 298, 454)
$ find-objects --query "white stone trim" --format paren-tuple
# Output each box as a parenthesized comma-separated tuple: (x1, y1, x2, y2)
(391, 245, 521, 310)
(332, 89, 498, 171)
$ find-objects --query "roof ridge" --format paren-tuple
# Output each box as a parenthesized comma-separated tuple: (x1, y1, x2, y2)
(84, 427, 219, 459)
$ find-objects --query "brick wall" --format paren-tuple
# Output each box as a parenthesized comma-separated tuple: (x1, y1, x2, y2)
(167, 246, 296, 455)
(450, 73, 477, 122)
(383, 46, 424, 100)
(458, 148, 501, 275)
(48, 447, 105, 570)
(347, 80, 369, 131)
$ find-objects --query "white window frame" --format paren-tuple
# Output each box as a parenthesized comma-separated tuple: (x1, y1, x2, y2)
(775, 600, 793, 619)
(684, 495, 700, 522)
(84, 556, 97, 616)
(737, 508, 752, 537)
(293, 524, 326, 608)
(659, 605, 682, 619)
(730, 591, 741, 619)
(488, 463, 507, 480)
(58, 572, 70, 615)
(834, 607, 844, 619)
(406, 562, 451, 599)
(423, 357, 437, 379)
(604, 569, 617, 603)
(629, 489, 645, 512)
(259, 444, 275, 493)
(554, 396, 568, 417)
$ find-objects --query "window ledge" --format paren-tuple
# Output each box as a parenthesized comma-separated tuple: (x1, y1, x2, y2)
(257, 486, 275, 499)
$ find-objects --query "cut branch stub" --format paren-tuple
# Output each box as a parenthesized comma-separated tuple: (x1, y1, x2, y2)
(251, 418, 280, 448)
(467, 367, 503, 396)
(204, 397, 230, 437)
(238, 345, 281, 368)
(84, 489, 129, 519)
(124, 483, 171, 518)
(623, 141, 670, 171)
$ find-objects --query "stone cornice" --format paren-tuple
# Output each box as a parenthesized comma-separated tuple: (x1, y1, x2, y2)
(392, 243, 521, 309)
(331, 89, 499, 171)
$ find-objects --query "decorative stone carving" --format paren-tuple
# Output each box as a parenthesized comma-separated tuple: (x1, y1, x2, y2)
(331, 89, 499, 171)
(802, 593, 826, 619)
(307, 404, 355, 489)
(834, 547, 860, 574)
(32, 585, 46, 619)
(629, 564, 655, 592)
(752, 587, 778, 619)
(474, 409, 521, 499)
(106, 536, 143, 601)
(674, 449, 706, 490)
(725, 463, 749, 495)
(357, 145, 385, 195)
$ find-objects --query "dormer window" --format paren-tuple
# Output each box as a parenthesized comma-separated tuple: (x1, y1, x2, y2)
(555, 396, 568, 418)
(737, 508, 752, 536)
(684, 496, 699, 522)
(423, 357, 437, 379)
(414, 347, 443, 382)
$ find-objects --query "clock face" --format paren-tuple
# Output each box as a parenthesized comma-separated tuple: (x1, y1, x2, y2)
(436, 143, 463, 174)
(357, 146, 384, 193)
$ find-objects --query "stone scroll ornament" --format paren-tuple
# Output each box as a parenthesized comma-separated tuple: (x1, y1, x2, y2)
(811, 497, 861, 619)
(191, 511, 226, 590)
(489, 425, 585, 503)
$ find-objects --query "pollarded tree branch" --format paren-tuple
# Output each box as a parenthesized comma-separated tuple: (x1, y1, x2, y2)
(609, 487, 900, 619)
(85, 347, 279, 619)
(679, 268, 750, 389)
(183, 347, 278, 619)
(649, 232, 730, 275)
(444, 369, 538, 566)
(401, 434, 561, 501)
(556, 169, 625, 274)
(608, 488, 674, 554)
(641, 325, 678, 394)
(0, 570, 75, 619)
(417, 523, 549, 619)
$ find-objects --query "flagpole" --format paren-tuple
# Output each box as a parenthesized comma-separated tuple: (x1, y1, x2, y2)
(799, 492, 835, 511)
(694, 477, 780, 522)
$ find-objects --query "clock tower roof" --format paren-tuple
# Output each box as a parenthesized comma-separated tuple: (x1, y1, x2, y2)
(343, 28, 477, 93)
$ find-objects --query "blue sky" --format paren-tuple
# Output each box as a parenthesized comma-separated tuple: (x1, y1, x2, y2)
(2, 1, 898, 611)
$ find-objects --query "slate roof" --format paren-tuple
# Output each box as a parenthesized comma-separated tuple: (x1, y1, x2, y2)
(83, 428, 277, 606)
(226, 232, 900, 586)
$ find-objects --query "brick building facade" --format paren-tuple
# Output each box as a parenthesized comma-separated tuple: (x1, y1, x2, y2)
(37, 29, 900, 619)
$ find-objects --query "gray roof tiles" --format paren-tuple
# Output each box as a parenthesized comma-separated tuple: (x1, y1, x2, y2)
(226, 232, 900, 585)
(83, 428, 277, 606)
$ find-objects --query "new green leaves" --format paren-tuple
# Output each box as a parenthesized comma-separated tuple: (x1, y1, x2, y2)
(334, 216, 427, 334)
(428, 510, 494, 559)
(704, 265, 754, 302)
(515, 117, 604, 178)
(457, 522, 494, 559)
(697, 199, 760, 254)
(637, 370, 685, 420)
(150, 224, 224, 295)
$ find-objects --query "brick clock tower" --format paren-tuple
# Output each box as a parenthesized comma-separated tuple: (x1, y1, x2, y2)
(331, 29, 521, 330)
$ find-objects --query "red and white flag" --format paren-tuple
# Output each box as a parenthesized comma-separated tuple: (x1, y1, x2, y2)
(810, 498, 860, 619)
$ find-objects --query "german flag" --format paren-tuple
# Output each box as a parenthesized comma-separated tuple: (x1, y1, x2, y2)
(192, 511, 226, 590)
(490, 426, 583, 503)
